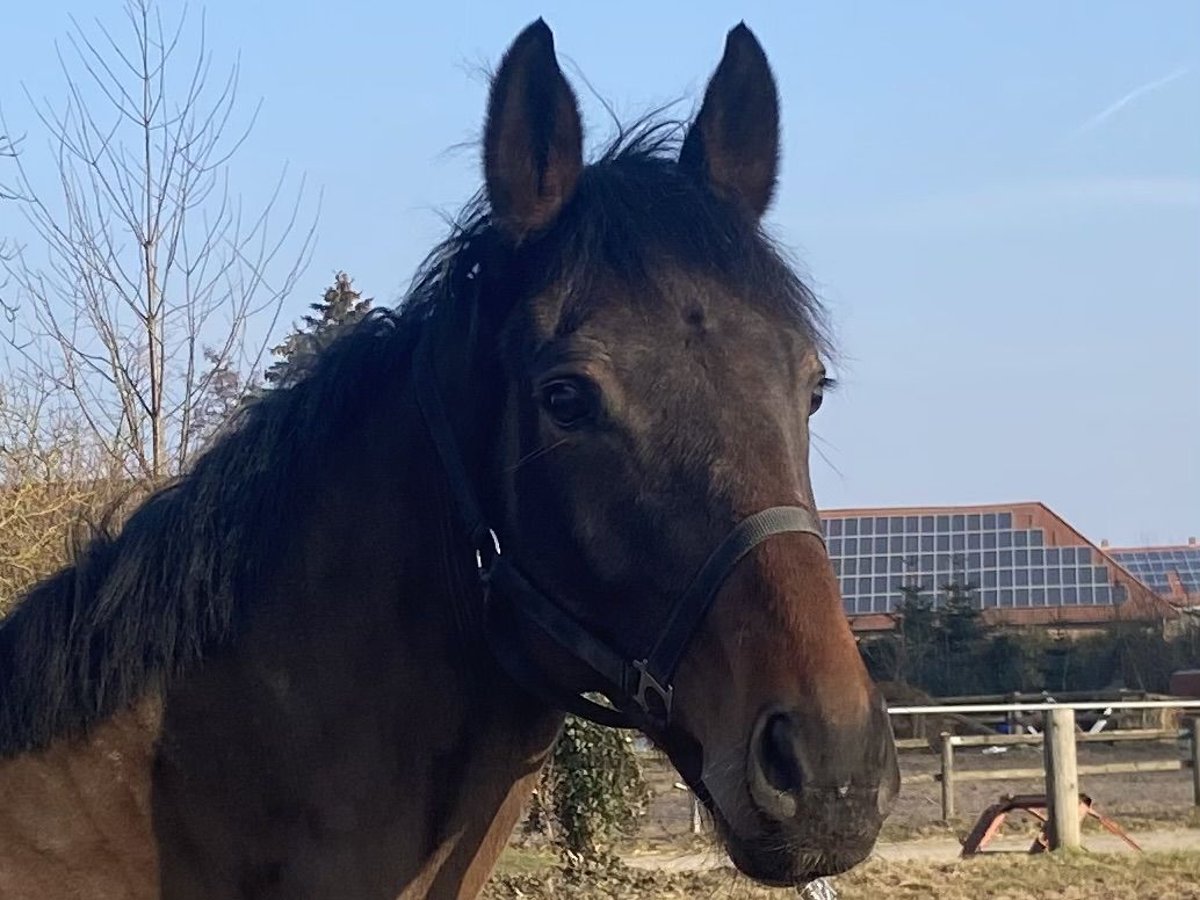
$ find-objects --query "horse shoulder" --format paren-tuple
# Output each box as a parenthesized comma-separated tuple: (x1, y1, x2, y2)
(0, 692, 164, 899)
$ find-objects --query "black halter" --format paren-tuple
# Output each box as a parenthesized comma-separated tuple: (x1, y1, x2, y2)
(414, 339, 826, 730)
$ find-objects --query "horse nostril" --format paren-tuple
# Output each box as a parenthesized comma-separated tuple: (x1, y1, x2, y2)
(758, 712, 805, 796)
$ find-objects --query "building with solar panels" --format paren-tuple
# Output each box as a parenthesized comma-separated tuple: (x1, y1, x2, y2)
(818, 502, 1187, 632)
(1106, 539, 1200, 607)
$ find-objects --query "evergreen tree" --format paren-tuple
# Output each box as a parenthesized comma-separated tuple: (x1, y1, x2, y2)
(266, 271, 372, 386)
(188, 347, 255, 446)
(939, 578, 984, 646)
(935, 574, 985, 694)
(894, 582, 935, 688)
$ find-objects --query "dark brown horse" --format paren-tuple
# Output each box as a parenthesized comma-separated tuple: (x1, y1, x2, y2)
(0, 20, 898, 899)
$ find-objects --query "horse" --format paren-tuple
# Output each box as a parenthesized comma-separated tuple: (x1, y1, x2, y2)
(0, 19, 899, 899)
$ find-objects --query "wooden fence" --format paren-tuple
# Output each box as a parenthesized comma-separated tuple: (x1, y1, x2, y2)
(890, 693, 1184, 740)
(889, 700, 1200, 846)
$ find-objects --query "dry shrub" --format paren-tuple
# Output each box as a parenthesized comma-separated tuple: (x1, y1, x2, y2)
(0, 379, 139, 615)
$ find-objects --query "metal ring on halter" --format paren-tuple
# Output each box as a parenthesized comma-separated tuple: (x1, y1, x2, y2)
(474, 528, 501, 575)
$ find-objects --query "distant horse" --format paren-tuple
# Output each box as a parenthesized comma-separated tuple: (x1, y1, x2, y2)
(0, 19, 899, 899)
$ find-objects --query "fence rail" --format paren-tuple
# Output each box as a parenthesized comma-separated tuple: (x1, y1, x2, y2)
(889, 700, 1200, 715)
(903, 759, 1190, 787)
(947, 728, 1180, 747)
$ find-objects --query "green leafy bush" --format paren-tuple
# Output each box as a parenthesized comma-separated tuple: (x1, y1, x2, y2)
(531, 715, 650, 866)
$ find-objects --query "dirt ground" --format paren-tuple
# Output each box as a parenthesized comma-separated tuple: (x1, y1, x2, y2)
(892, 740, 1196, 832)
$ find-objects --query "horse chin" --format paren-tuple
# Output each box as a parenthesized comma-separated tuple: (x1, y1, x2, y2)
(708, 807, 876, 887)
(694, 783, 877, 888)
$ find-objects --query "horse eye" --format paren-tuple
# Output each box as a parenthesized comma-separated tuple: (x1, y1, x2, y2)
(810, 376, 835, 415)
(541, 379, 595, 428)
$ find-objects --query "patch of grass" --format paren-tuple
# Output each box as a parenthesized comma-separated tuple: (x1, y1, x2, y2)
(880, 819, 967, 842)
(616, 832, 712, 855)
(492, 846, 556, 875)
(484, 852, 1200, 899)
(837, 852, 1200, 899)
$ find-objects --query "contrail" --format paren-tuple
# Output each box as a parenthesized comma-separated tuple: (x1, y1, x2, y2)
(1078, 66, 1190, 133)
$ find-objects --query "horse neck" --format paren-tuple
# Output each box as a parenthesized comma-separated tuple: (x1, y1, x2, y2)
(0, 334, 563, 899)
(376, 322, 567, 896)
(244, 347, 566, 896)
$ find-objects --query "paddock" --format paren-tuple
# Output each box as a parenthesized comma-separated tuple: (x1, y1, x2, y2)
(552, 696, 1200, 847)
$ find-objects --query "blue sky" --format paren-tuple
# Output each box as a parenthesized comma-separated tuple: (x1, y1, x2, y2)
(3, 1, 1197, 546)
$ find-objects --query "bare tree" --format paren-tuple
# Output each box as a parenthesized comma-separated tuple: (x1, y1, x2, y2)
(0, 0, 316, 480)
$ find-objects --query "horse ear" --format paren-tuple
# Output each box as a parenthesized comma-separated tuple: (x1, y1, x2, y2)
(484, 20, 584, 241)
(679, 24, 780, 219)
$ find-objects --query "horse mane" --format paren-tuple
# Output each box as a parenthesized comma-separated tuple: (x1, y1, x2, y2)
(0, 308, 415, 755)
(0, 117, 828, 757)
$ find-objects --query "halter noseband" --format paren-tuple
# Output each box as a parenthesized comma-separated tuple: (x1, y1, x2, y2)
(414, 338, 826, 730)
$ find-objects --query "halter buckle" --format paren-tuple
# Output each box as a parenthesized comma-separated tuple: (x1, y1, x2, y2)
(632, 660, 673, 720)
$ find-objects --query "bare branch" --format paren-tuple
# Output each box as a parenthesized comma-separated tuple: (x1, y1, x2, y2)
(0, 132, 21, 203)
(0, 0, 315, 479)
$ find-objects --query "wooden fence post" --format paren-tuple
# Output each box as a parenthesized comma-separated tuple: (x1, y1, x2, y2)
(1190, 716, 1200, 810)
(940, 732, 955, 822)
(1044, 708, 1081, 850)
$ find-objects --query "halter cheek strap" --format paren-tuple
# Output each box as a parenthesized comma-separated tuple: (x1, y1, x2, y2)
(633, 506, 826, 717)
(414, 337, 826, 730)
